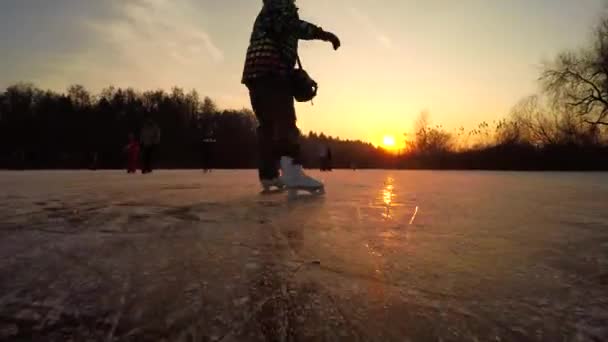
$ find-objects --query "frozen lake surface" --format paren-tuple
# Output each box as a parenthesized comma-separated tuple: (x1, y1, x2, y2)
(0, 170, 607, 341)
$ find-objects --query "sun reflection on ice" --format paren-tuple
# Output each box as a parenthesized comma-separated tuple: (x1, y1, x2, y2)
(381, 177, 395, 219)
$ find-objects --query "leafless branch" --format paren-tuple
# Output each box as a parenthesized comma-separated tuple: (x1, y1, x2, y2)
(584, 119, 608, 126)
(563, 69, 604, 100)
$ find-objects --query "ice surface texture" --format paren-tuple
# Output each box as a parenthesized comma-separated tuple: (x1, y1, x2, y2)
(0, 170, 606, 341)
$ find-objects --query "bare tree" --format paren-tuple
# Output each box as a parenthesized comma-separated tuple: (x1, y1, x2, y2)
(67, 84, 92, 108)
(541, 15, 608, 126)
(509, 95, 560, 146)
(506, 94, 602, 147)
(413, 110, 430, 151)
(412, 111, 452, 154)
(201, 96, 218, 116)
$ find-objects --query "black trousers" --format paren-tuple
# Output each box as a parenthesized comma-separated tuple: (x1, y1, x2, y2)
(141, 145, 157, 173)
(247, 77, 301, 181)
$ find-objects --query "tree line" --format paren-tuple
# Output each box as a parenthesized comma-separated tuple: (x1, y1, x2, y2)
(0, 84, 390, 170)
(1, 15, 607, 171)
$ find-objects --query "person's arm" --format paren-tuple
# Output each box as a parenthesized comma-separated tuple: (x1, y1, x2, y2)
(267, 5, 341, 49)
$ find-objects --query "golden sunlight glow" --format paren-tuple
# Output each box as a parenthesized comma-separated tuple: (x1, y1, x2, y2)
(383, 135, 396, 147)
(383, 185, 393, 206)
(381, 177, 395, 219)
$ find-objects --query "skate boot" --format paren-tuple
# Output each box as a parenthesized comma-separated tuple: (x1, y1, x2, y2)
(280, 157, 325, 199)
(260, 178, 286, 194)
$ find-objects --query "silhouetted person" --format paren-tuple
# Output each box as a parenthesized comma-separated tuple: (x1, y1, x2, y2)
(124, 133, 140, 173)
(320, 144, 332, 171)
(140, 119, 160, 174)
(201, 125, 216, 173)
(243, 0, 340, 193)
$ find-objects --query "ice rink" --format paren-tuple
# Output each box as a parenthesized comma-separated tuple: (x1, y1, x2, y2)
(0, 170, 607, 341)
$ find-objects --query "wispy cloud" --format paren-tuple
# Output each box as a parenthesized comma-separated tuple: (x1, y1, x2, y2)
(89, 0, 224, 64)
(348, 6, 394, 49)
(45, 0, 225, 90)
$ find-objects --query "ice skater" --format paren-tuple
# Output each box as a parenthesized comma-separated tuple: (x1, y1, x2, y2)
(201, 123, 216, 173)
(140, 118, 161, 174)
(319, 144, 332, 171)
(242, 0, 341, 196)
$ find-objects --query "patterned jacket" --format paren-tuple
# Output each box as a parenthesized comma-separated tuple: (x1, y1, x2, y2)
(242, 0, 324, 84)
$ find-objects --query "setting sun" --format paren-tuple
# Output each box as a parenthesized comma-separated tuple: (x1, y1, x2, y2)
(383, 135, 396, 148)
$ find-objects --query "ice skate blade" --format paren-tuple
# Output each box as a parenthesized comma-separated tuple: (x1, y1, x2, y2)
(260, 188, 287, 195)
(286, 184, 324, 192)
(287, 186, 325, 200)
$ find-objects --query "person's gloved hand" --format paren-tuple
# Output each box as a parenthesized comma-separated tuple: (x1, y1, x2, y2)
(320, 30, 341, 50)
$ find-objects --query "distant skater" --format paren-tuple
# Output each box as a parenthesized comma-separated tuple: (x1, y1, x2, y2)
(124, 133, 140, 173)
(242, 0, 341, 194)
(140, 118, 161, 174)
(319, 144, 332, 171)
(201, 124, 216, 173)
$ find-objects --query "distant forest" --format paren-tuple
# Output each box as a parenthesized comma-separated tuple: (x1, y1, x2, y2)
(0, 84, 392, 170)
(1, 16, 607, 171)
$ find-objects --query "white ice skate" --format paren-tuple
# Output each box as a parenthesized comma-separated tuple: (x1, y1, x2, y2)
(280, 157, 325, 199)
(260, 178, 286, 194)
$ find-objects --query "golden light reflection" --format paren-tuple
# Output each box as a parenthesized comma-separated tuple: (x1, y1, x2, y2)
(381, 177, 395, 219)
(409, 206, 419, 225)
(383, 186, 393, 206)
(364, 176, 421, 302)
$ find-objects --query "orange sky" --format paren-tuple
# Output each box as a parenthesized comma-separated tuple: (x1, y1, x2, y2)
(0, 0, 605, 147)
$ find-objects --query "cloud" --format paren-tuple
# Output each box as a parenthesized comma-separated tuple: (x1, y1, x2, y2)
(37, 0, 225, 90)
(0, 0, 227, 91)
(89, 0, 224, 64)
(348, 6, 394, 49)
